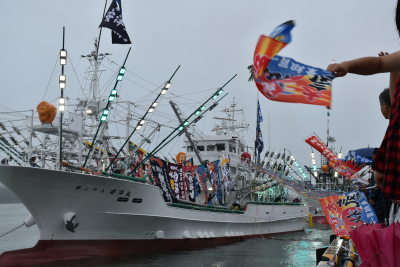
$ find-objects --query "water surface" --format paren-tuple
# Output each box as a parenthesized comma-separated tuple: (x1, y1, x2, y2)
(0, 203, 332, 267)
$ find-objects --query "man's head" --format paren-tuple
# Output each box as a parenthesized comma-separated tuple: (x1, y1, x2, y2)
(379, 88, 392, 119)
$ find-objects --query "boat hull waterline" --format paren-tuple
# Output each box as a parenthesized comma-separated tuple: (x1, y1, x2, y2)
(0, 166, 307, 266)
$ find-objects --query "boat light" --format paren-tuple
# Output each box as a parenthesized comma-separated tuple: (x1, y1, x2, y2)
(217, 89, 224, 95)
(86, 109, 93, 114)
(178, 126, 184, 131)
(195, 110, 201, 115)
(59, 98, 65, 112)
(60, 49, 67, 65)
(136, 125, 142, 130)
(119, 67, 126, 74)
(139, 120, 145, 125)
(183, 121, 189, 126)
(111, 89, 118, 96)
(164, 81, 171, 89)
(108, 95, 115, 102)
(200, 105, 206, 111)
(151, 102, 158, 108)
(59, 75, 66, 89)
(100, 115, 107, 121)
(208, 187, 213, 191)
(102, 109, 109, 116)
(148, 108, 154, 113)
(212, 94, 218, 100)
(117, 68, 126, 81)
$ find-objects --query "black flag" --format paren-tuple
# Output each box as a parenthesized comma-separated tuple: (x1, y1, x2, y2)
(99, 0, 131, 44)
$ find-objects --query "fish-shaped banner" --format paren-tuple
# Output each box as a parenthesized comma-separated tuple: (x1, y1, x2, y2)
(253, 21, 334, 108)
(319, 191, 378, 238)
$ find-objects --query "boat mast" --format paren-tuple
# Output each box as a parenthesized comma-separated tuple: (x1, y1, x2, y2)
(170, 101, 205, 165)
(59, 26, 66, 168)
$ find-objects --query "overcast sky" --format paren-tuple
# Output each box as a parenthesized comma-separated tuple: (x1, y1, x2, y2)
(0, 0, 399, 169)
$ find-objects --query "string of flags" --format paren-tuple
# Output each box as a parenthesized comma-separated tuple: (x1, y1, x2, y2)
(148, 156, 231, 203)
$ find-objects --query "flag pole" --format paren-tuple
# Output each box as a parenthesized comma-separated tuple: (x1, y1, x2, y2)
(96, 0, 108, 54)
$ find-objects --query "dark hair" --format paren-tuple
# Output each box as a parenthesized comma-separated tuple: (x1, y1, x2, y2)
(373, 147, 379, 155)
(379, 88, 391, 108)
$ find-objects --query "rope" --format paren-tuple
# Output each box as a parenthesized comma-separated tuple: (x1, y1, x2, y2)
(0, 223, 25, 239)
(42, 54, 60, 101)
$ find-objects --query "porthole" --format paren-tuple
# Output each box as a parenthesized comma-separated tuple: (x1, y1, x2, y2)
(117, 197, 129, 202)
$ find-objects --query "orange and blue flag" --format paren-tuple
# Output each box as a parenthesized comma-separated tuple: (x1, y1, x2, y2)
(253, 21, 334, 108)
(319, 191, 378, 238)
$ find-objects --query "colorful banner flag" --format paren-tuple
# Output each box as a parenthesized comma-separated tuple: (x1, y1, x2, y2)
(129, 141, 145, 178)
(98, 0, 132, 44)
(305, 134, 366, 178)
(256, 101, 264, 160)
(168, 162, 186, 200)
(183, 165, 196, 202)
(319, 191, 378, 238)
(220, 155, 231, 195)
(184, 158, 200, 197)
(208, 160, 222, 200)
(195, 165, 209, 202)
(344, 151, 373, 165)
(149, 157, 176, 202)
(253, 21, 334, 108)
(145, 163, 154, 185)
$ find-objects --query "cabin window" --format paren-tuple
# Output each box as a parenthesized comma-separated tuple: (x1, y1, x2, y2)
(197, 145, 205, 151)
(229, 145, 236, 153)
(216, 143, 225, 151)
(187, 146, 193, 152)
(207, 145, 215, 151)
(132, 198, 143, 203)
(117, 197, 129, 202)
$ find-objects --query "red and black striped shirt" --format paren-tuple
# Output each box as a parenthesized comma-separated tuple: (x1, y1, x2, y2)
(372, 77, 400, 199)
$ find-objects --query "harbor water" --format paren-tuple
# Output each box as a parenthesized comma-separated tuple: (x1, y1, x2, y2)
(0, 203, 332, 267)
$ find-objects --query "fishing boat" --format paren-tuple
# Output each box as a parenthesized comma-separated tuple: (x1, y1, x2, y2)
(0, 23, 307, 267)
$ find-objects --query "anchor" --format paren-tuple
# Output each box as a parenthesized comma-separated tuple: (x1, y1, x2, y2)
(63, 212, 79, 233)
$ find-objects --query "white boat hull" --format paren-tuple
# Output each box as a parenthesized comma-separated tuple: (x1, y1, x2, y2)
(0, 166, 307, 266)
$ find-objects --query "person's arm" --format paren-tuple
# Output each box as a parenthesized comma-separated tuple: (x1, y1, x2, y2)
(374, 171, 384, 189)
(378, 52, 400, 104)
(327, 50, 400, 77)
